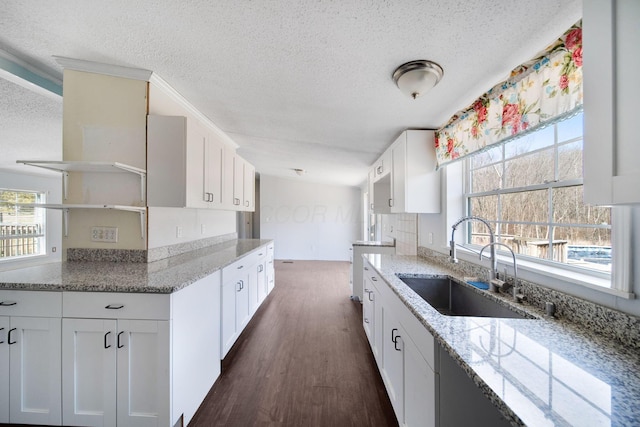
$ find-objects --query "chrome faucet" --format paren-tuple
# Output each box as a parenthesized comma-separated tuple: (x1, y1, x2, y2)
(450, 216, 498, 280)
(480, 242, 522, 302)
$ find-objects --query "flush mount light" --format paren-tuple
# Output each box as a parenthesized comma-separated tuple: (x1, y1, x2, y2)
(392, 60, 444, 99)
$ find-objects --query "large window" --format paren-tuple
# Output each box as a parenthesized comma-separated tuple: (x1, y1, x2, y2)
(465, 112, 612, 274)
(0, 189, 46, 260)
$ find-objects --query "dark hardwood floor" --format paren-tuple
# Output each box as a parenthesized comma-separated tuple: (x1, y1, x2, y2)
(189, 260, 398, 427)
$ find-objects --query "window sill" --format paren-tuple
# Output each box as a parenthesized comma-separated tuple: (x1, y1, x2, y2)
(453, 246, 635, 300)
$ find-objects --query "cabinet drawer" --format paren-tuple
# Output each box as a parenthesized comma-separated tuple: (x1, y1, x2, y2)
(223, 253, 257, 278)
(63, 292, 170, 320)
(0, 290, 62, 317)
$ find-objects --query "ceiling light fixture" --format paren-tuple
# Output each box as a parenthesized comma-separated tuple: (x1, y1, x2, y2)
(293, 168, 306, 176)
(392, 60, 444, 99)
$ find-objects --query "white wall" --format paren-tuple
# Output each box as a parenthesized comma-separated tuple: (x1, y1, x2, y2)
(148, 207, 236, 249)
(260, 175, 361, 261)
(0, 170, 62, 271)
(417, 163, 640, 317)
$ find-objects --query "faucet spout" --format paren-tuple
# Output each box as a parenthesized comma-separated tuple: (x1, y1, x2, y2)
(480, 242, 521, 302)
(450, 216, 497, 280)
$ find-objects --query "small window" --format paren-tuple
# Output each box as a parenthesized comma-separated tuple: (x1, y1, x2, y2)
(0, 189, 46, 260)
(465, 112, 612, 276)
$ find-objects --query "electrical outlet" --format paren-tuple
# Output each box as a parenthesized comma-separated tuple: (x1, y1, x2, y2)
(176, 226, 183, 238)
(201, 224, 206, 234)
(91, 226, 118, 243)
(428, 232, 434, 245)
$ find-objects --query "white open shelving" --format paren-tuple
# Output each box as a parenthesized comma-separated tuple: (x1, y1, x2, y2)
(16, 160, 146, 201)
(16, 161, 147, 239)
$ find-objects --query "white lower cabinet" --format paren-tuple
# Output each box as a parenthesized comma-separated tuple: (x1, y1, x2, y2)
(380, 307, 405, 422)
(62, 318, 170, 427)
(0, 291, 62, 425)
(364, 260, 437, 427)
(221, 243, 274, 359)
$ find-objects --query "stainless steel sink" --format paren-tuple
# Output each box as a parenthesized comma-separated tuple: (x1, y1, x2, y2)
(398, 276, 532, 319)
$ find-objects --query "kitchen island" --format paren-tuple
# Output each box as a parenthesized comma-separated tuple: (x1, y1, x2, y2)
(364, 253, 640, 427)
(0, 238, 274, 427)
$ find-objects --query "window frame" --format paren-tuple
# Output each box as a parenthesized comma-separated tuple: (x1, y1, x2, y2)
(461, 114, 621, 288)
(0, 188, 47, 262)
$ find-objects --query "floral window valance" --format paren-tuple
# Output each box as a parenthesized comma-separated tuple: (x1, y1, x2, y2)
(435, 20, 583, 168)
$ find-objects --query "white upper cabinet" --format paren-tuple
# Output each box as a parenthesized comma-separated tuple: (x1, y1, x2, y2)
(370, 130, 440, 214)
(583, 0, 640, 205)
(390, 130, 440, 214)
(373, 149, 392, 183)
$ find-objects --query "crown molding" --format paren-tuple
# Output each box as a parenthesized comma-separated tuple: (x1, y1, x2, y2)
(148, 73, 238, 149)
(53, 56, 153, 81)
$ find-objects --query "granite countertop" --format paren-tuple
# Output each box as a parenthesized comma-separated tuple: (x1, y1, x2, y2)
(353, 240, 395, 247)
(365, 253, 639, 427)
(0, 239, 272, 293)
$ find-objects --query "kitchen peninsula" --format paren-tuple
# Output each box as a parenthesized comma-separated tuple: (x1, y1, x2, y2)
(0, 238, 274, 426)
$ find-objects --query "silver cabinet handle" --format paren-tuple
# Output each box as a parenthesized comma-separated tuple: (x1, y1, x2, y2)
(371, 277, 377, 282)
(368, 292, 374, 302)
(234, 198, 240, 205)
(388, 199, 393, 207)
(364, 318, 369, 323)
(245, 200, 249, 207)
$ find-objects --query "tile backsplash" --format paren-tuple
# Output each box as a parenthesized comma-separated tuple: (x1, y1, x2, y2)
(418, 245, 640, 349)
(382, 213, 417, 256)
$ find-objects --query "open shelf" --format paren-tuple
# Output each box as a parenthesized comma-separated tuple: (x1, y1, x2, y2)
(16, 160, 146, 201)
(24, 204, 146, 239)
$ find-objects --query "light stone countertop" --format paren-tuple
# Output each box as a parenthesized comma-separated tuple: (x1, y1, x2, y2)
(0, 239, 272, 293)
(365, 253, 640, 427)
(353, 240, 396, 247)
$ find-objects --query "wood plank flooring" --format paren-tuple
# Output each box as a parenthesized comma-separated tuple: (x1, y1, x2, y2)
(189, 260, 398, 427)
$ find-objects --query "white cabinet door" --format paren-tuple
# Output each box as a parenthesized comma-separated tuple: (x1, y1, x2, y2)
(116, 319, 170, 427)
(62, 318, 117, 427)
(362, 277, 375, 349)
(221, 278, 238, 358)
(243, 161, 255, 211)
(381, 308, 404, 424)
(390, 137, 406, 213)
(256, 261, 268, 306)
(404, 335, 436, 427)
(390, 130, 440, 214)
(232, 154, 244, 209)
(204, 135, 224, 207)
(222, 145, 236, 209)
(9, 316, 62, 425)
(0, 316, 9, 423)
(583, 0, 640, 204)
(235, 276, 251, 331)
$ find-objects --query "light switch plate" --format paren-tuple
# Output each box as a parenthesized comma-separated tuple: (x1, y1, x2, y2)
(91, 226, 118, 243)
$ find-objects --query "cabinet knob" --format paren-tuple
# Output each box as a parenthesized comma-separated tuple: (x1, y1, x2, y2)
(364, 318, 369, 323)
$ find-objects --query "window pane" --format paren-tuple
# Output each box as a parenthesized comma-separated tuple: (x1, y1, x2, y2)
(0, 189, 45, 260)
(501, 224, 550, 259)
(555, 226, 611, 273)
(471, 164, 502, 192)
(470, 145, 502, 169)
(558, 113, 583, 142)
(504, 148, 554, 188)
(552, 187, 611, 225)
(469, 195, 498, 223)
(502, 190, 548, 224)
(558, 140, 583, 181)
(505, 126, 554, 158)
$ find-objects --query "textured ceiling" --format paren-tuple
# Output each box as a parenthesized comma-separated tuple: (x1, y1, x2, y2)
(0, 0, 581, 186)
